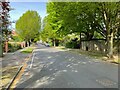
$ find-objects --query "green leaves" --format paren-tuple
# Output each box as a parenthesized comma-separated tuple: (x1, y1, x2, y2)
(16, 10, 41, 41)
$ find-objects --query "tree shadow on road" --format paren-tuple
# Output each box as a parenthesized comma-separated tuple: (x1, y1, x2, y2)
(15, 48, 83, 89)
(15, 48, 118, 89)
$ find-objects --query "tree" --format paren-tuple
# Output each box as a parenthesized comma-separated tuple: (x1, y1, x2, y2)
(47, 2, 120, 58)
(0, 1, 11, 56)
(16, 10, 41, 46)
(96, 2, 120, 58)
(40, 16, 62, 46)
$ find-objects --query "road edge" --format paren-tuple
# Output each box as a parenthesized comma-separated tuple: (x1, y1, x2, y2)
(5, 65, 23, 90)
(4, 47, 35, 90)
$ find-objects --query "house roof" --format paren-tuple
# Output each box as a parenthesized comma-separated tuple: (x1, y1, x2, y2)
(12, 30, 18, 36)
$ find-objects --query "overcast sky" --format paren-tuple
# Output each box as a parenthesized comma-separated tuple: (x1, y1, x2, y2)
(9, 2, 47, 29)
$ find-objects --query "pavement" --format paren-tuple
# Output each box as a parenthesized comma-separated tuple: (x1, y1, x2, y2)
(15, 43, 118, 88)
(1, 47, 31, 88)
(2, 48, 30, 68)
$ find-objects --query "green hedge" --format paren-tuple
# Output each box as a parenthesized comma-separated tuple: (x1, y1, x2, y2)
(8, 43, 21, 52)
(65, 40, 80, 49)
(12, 36, 22, 42)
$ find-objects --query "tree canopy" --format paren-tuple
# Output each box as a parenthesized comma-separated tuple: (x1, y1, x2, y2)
(45, 2, 120, 58)
(16, 10, 41, 42)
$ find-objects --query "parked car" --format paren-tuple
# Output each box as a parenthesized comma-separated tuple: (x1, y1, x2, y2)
(45, 43, 50, 47)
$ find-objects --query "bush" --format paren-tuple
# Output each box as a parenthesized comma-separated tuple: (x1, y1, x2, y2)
(65, 41, 74, 48)
(65, 40, 80, 49)
(12, 36, 22, 42)
(8, 43, 21, 52)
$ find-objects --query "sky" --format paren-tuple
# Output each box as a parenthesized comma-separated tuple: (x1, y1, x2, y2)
(9, 2, 47, 29)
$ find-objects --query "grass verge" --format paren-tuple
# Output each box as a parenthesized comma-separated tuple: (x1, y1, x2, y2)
(72, 49, 120, 64)
(59, 46, 120, 64)
(21, 47, 36, 53)
(70, 49, 105, 59)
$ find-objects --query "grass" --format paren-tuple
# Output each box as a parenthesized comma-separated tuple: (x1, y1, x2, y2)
(59, 47, 120, 64)
(55, 46, 66, 49)
(73, 49, 120, 64)
(21, 47, 35, 53)
(71, 49, 105, 59)
(113, 57, 120, 64)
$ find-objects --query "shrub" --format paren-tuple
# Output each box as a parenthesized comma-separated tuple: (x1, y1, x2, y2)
(8, 43, 21, 52)
(12, 36, 22, 42)
(65, 40, 80, 49)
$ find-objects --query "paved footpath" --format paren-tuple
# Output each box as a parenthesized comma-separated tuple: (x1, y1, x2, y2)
(15, 44, 118, 88)
(1, 47, 31, 88)
(2, 49, 30, 68)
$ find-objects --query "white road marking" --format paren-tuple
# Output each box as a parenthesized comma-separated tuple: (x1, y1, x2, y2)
(30, 53, 35, 68)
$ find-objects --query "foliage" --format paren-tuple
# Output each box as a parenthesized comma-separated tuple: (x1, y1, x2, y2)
(0, 2, 11, 41)
(11, 36, 22, 42)
(16, 10, 41, 42)
(40, 16, 62, 46)
(40, 16, 55, 42)
(8, 43, 21, 52)
(65, 40, 79, 49)
(46, 2, 120, 57)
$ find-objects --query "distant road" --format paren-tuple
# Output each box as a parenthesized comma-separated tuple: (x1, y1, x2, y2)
(16, 43, 118, 88)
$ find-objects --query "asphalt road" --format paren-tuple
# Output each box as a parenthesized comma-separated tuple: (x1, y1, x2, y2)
(15, 44, 118, 88)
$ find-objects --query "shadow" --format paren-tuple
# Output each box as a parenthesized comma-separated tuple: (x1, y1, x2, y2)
(15, 47, 84, 89)
(15, 44, 118, 88)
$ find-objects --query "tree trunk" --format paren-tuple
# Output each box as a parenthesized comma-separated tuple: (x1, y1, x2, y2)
(79, 32, 82, 49)
(25, 41, 27, 47)
(0, 43, 3, 57)
(5, 41, 8, 53)
(27, 41, 30, 47)
(0, 31, 3, 57)
(28, 40, 31, 46)
(23, 41, 25, 48)
(30, 39, 32, 45)
(53, 39, 56, 47)
(107, 32, 114, 58)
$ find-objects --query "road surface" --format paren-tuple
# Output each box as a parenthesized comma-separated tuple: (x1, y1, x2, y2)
(15, 44, 118, 88)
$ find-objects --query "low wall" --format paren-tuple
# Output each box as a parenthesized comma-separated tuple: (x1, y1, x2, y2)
(81, 40, 106, 53)
(81, 40, 120, 54)
(9, 42, 26, 48)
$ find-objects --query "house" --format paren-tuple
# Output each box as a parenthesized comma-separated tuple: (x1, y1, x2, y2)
(11, 30, 18, 36)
